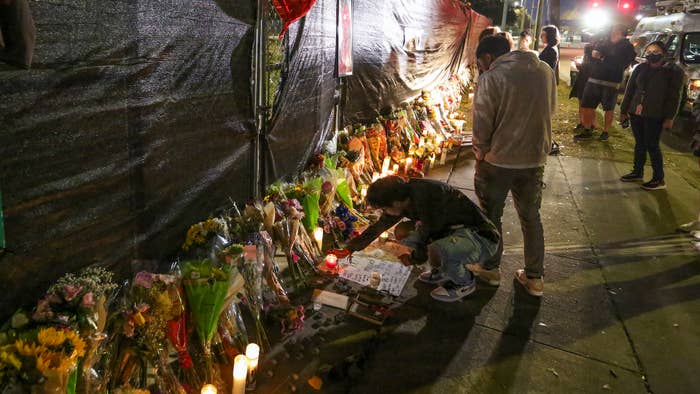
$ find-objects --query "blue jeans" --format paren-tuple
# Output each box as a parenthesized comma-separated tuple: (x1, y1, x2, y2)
(429, 228, 498, 285)
(630, 115, 664, 181)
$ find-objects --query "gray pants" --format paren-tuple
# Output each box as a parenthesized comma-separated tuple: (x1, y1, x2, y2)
(474, 160, 545, 278)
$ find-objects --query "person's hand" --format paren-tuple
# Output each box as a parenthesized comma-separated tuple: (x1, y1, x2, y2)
(619, 113, 629, 122)
(662, 119, 674, 130)
(328, 248, 351, 258)
(398, 254, 412, 266)
(592, 50, 602, 59)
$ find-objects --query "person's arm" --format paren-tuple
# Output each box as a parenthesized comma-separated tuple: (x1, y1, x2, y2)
(346, 213, 401, 252)
(472, 74, 499, 161)
(663, 66, 684, 122)
(620, 65, 641, 116)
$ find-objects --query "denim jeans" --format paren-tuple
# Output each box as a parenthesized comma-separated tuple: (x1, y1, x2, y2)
(474, 160, 545, 278)
(630, 115, 664, 181)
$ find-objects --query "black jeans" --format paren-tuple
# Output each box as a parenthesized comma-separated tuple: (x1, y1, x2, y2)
(474, 161, 545, 278)
(630, 115, 664, 181)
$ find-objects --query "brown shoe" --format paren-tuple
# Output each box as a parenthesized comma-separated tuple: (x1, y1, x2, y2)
(466, 264, 500, 286)
(514, 269, 543, 297)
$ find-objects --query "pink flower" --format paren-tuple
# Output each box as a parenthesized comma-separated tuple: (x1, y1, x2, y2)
(134, 271, 154, 288)
(63, 285, 83, 302)
(337, 221, 347, 231)
(81, 292, 95, 308)
(32, 298, 54, 321)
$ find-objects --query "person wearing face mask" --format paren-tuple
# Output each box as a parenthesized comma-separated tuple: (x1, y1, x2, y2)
(619, 41, 683, 190)
(471, 35, 556, 297)
(330, 176, 500, 302)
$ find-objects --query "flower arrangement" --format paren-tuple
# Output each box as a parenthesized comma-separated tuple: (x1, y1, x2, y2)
(182, 218, 229, 251)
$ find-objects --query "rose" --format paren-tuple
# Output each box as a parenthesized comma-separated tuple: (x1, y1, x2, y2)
(81, 292, 95, 308)
(63, 285, 83, 302)
(321, 181, 333, 194)
(134, 271, 155, 288)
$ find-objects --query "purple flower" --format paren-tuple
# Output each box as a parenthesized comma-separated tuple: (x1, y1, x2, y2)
(134, 271, 155, 288)
(322, 181, 333, 194)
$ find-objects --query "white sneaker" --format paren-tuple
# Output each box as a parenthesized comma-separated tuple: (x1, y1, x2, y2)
(430, 281, 476, 302)
(418, 268, 448, 285)
(465, 264, 501, 286)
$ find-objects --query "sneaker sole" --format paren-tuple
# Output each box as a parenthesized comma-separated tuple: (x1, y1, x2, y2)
(418, 276, 449, 285)
(430, 285, 476, 302)
(641, 185, 667, 191)
(620, 178, 643, 182)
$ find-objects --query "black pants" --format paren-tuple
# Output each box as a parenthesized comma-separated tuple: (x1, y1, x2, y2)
(630, 115, 664, 181)
(474, 161, 545, 278)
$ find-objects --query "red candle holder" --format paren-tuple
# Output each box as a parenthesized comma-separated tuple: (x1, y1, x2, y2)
(325, 254, 338, 269)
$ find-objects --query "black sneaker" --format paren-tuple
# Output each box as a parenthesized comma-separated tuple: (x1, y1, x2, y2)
(620, 172, 643, 182)
(574, 129, 594, 140)
(598, 132, 609, 141)
(573, 123, 584, 132)
(641, 179, 666, 190)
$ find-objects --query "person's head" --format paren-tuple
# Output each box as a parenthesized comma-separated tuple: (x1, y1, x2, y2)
(497, 31, 515, 50)
(519, 29, 533, 50)
(366, 176, 411, 216)
(644, 41, 666, 65)
(610, 24, 627, 43)
(476, 35, 512, 73)
(540, 25, 560, 46)
(478, 26, 502, 42)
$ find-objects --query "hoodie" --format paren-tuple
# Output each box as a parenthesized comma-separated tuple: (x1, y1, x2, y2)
(473, 50, 557, 169)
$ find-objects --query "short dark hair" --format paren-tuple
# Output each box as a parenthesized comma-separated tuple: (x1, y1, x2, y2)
(520, 29, 533, 39)
(541, 25, 560, 46)
(476, 35, 511, 60)
(366, 176, 410, 208)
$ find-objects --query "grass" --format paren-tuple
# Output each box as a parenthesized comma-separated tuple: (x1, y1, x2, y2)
(461, 84, 700, 190)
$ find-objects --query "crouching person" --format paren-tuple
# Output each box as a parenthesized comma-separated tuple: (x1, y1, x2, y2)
(332, 176, 499, 302)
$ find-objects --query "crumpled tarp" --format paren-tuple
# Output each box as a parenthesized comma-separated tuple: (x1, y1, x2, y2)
(0, 0, 256, 320)
(265, 0, 488, 179)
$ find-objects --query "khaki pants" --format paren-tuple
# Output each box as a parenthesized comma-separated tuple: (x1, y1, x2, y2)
(474, 161, 545, 278)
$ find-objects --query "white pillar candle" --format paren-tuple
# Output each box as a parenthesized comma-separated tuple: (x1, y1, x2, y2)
(405, 158, 413, 174)
(245, 343, 260, 371)
(313, 227, 324, 252)
(232, 355, 247, 394)
(392, 163, 399, 173)
(381, 157, 391, 174)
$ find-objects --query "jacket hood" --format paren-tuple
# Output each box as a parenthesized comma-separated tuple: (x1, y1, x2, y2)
(490, 50, 542, 72)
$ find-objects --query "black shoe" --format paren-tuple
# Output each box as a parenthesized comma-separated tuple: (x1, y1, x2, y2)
(574, 129, 594, 140)
(549, 141, 560, 155)
(574, 123, 584, 132)
(598, 132, 609, 141)
(620, 172, 643, 182)
(641, 179, 666, 190)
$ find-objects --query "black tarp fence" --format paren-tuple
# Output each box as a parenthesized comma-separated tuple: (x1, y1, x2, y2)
(0, 0, 486, 319)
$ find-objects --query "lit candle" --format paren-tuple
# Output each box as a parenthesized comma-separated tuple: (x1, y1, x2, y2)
(325, 254, 338, 269)
(381, 157, 391, 174)
(440, 148, 447, 165)
(392, 163, 399, 173)
(232, 355, 247, 394)
(360, 187, 367, 199)
(380, 232, 389, 241)
(405, 158, 413, 174)
(372, 172, 380, 182)
(201, 384, 217, 394)
(313, 227, 324, 252)
(245, 343, 260, 371)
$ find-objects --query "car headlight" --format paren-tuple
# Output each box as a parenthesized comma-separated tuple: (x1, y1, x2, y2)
(688, 79, 700, 100)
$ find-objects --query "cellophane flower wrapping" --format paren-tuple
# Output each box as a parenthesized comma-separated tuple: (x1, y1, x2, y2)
(237, 245, 270, 350)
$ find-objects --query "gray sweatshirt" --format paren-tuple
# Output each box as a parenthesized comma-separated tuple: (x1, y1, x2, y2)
(473, 50, 557, 168)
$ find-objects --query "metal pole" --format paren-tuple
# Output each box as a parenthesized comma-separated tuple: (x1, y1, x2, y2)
(519, 0, 526, 33)
(501, 0, 509, 30)
(252, 0, 267, 199)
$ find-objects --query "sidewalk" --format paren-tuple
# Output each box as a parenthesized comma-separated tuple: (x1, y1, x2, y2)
(345, 148, 699, 393)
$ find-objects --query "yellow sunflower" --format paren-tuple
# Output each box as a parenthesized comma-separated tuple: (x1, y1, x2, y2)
(13, 339, 44, 357)
(37, 327, 67, 347)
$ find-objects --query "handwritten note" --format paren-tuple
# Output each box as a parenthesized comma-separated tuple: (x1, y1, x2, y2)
(339, 252, 412, 296)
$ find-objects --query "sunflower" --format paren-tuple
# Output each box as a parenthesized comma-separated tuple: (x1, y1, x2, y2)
(63, 330, 86, 357)
(35, 350, 74, 373)
(13, 339, 44, 357)
(37, 327, 67, 347)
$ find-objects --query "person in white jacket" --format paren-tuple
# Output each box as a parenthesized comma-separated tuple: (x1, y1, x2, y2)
(467, 35, 557, 297)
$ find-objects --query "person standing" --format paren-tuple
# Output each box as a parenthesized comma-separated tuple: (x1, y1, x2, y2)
(470, 35, 556, 297)
(518, 29, 536, 53)
(577, 24, 636, 141)
(619, 41, 683, 190)
(538, 25, 560, 74)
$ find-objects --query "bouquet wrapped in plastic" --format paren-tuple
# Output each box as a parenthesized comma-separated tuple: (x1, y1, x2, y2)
(237, 245, 270, 350)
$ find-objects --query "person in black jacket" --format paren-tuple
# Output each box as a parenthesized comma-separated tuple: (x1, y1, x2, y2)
(539, 25, 559, 74)
(678, 93, 700, 232)
(570, 44, 598, 131)
(577, 24, 637, 141)
(619, 41, 683, 190)
(331, 176, 500, 302)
